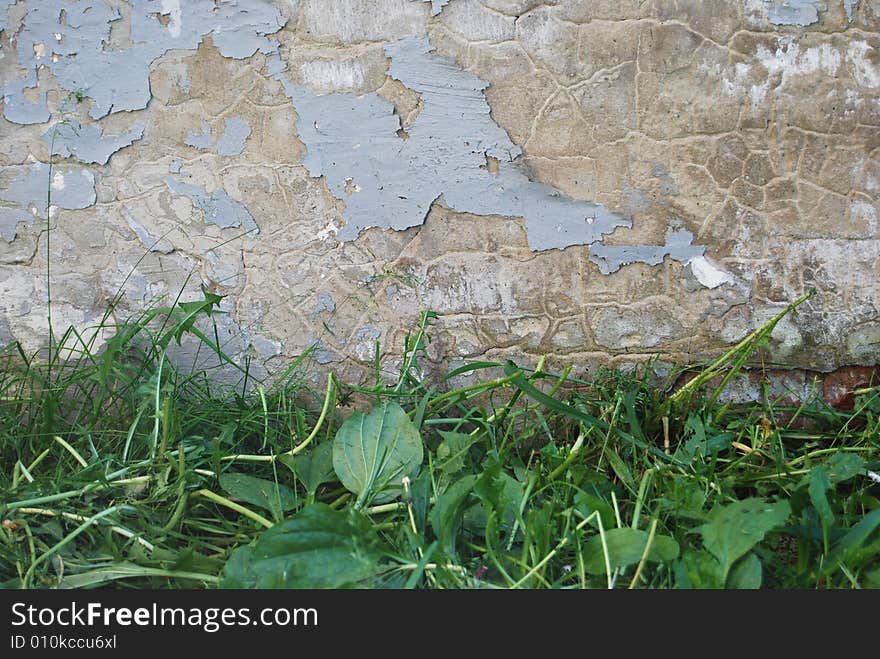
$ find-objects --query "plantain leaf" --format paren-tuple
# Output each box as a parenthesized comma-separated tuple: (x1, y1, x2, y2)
(279, 441, 335, 497)
(728, 553, 762, 589)
(582, 527, 679, 574)
(219, 472, 297, 521)
(332, 401, 424, 506)
(221, 504, 390, 588)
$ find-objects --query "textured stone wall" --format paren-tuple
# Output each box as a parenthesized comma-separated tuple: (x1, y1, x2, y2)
(0, 0, 878, 388)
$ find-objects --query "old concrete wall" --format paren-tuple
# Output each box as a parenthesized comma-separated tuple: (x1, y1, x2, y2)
(0, 0, 878, 387)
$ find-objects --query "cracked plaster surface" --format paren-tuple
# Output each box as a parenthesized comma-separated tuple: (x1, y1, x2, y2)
(0, 0, 878, 385)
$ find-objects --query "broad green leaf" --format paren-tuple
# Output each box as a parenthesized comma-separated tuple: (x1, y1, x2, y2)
(574, 492, 616, 530)
(674, 550, 723, 589)
(825, 453, 866, 484)
(582, 527, 679, 574)
(279, 441, 335, 496)
(436, 431, 478, 475)
(808, 467, 834, 534)
(430, 475, 478, 555)
(332, 401, 424, 505)
(697, 498, 791, 581)
(220, 504, 390, 588)
(728, 553, 762, 589)
(218, 472, 297, 520)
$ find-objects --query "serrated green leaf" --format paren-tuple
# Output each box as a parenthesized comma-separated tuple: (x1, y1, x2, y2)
(436, 431, 478, 475)
(279, 441, 335, 496)
(218, 472, 297, 521)
(582, 527, 679, 574)
(220, 504, 390, 588)
(728, 553, 762, 589)
(332, 401, 424, 506)
(697, 498, 791, 582)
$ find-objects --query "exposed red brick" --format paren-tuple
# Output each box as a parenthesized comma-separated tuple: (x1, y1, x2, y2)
(822, 366, 880, 411)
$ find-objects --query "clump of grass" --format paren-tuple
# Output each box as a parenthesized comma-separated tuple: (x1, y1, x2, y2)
(1, 297, 878, 590)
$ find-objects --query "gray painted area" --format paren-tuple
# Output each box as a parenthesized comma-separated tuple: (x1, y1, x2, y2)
(0, 164, 96, 241)
(419, 0, 451, 15)
(3, 0, 285, 123)
(163, 177, 259, 234)
(214, 118, 252, 156)
(273, 36, 630, 251)
(185, 122, 215, 150)
(314, 292, 336, 315)
(185, 118, 251, 155)
(43, 121, 145, 165)
(844, 0, 859, 20)
(588, 229, 704, 275)
(0, 208, 33, 243)
(0, 0, 10, 33)
(765, 0, 822, 26)
(2, 74, 51, 125)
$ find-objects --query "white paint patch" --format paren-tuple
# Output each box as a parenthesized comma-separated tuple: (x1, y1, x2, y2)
(847, 41, 880, 88)
(869, 471, 880, 484)
(315, 220, 339, 241)
(51, 172, 65, 191)
(689, 255, 734, 289)
(748, 39, 843, 110)
(161, 0, 183, 39)
(299, 59, 366, 92)
(850, 199, 878, 232)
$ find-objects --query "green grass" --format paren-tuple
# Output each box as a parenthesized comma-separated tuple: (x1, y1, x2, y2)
(1, 295, 878, 590)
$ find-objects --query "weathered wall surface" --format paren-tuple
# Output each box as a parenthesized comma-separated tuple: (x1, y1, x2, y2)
(0, 0, 878, 387)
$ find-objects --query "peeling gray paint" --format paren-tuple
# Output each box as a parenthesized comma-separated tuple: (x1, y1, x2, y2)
(419, 0, 451, 15)
(2, 73, 51, 125)
(185, 118, 251, 156)
(169, 159, 184, 174)
(0, 164, 96, 241)
(588, 229, 704, 275)
(0, 0, 11, 34)
(765, 0, 822, 26)
(43, 121, 145, 165)
(5, 0, 284, 123)
(215, 118, 252, 156)
(844, 0, 859, 21)
(185, 122, 215, 150)
(314, 291, 336, 314)
(272, 36, 629, 251)
(163, 176, 259, 234)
